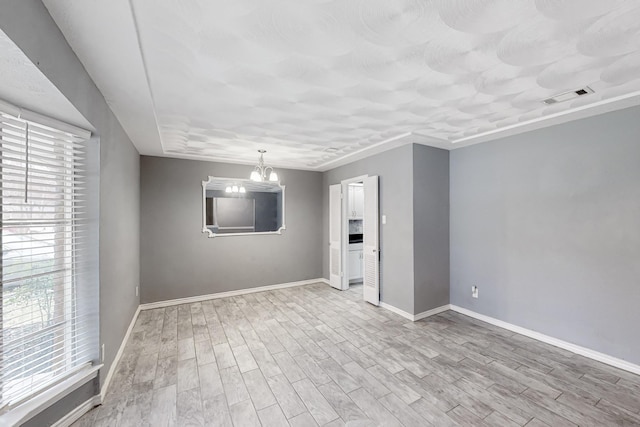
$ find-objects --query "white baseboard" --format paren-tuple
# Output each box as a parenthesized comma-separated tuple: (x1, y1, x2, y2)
(380, 302, 451, 321)
(379, 302, 414, 321)
(139, 278, 326, 310)
(100, 305, 141, 402)
(414, 304, 452, 321)
(450, 305, 640, 376)
(318, 278, 451, 322)
(52, 395, 101, 427)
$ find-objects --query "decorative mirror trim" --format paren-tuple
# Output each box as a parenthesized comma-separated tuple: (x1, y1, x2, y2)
(202, 176, 286, 238)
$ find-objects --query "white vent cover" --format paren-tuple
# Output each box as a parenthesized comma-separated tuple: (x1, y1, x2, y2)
(543, 87, 594, 105)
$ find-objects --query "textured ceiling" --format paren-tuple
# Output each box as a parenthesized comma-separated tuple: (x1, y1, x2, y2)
(44, 0, 640, 169)
(0, 29, 91, 130)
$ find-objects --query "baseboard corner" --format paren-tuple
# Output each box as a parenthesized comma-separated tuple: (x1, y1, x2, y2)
(379, 302, 414, 321)
(379, 302, 451, 322)
(413, 304, 452, 321)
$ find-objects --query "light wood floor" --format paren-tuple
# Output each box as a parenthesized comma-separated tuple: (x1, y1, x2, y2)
(74, 283, 640, 426)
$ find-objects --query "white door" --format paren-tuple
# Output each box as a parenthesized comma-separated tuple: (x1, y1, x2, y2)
(329, 184, 343, 290)
(363, 176, 380, 305)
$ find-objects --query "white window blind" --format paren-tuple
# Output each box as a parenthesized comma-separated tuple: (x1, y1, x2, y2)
(0, 105, 96, 413)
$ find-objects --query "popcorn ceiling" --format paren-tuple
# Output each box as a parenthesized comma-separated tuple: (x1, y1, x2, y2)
(44, 0, 640, 168)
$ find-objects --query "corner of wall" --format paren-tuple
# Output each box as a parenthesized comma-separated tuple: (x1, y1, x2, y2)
(411, 144, 451, 314)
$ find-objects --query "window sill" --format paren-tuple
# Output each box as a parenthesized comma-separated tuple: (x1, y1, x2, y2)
(0, 364, 102, 427)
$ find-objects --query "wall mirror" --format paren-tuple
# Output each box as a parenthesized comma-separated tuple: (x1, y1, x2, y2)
(202, 176, 285, 237)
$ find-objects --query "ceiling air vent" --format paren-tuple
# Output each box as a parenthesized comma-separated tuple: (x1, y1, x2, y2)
(543, 87, 594, 105)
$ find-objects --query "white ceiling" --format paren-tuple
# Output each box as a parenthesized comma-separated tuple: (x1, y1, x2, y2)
(0, 29, 91, 130)
(43, 0, 640, 170)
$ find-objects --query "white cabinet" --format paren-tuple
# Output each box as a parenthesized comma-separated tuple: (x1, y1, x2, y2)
(348, 243, 363, 281)
(348, 185, 364, 219)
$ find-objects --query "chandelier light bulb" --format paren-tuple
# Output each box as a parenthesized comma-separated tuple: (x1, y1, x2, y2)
(249, 149, 278, 183)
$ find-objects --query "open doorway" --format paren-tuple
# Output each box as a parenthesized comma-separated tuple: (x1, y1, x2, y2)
(329, 175, 380, 305)
(346, 182, 364, 288)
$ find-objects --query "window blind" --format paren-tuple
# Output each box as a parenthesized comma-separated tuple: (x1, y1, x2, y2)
(0, 105, 95, 412)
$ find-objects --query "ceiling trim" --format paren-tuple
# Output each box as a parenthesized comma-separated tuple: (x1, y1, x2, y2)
(450, 90, 640, 147)
(151, 151, 322, 171)
(315, 132, 412, 171)
(152, 131, 446, 172)
(127, 0, 166, 154)
(314, 131, 454, 171)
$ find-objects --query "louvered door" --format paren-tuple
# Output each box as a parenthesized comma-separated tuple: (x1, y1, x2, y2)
(362, 176, 379, 305)
(329, 184, 342, 290)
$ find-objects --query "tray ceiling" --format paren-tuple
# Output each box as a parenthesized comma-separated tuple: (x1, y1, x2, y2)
(43, 0, 640, 170)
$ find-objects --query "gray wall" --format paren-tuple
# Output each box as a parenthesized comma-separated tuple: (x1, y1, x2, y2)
(450, 106, 640, 365)
(0, 0, 141, 423)
(22, 380, 97, 427)
(413, 144, 450, 313)
(322, 145, 415, 313)
(140, 156, 323, 303)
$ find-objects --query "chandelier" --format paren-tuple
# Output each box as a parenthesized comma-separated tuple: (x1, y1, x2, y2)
(249, 149, 278, 182)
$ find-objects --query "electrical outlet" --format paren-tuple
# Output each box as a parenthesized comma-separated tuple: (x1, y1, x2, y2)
(101, 344, 105, 362)
(135, 286, 139, 297)
(471, 286, 479, 299)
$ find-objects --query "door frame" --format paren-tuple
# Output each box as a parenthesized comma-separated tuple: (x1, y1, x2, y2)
(340, 175, 368, 291)
(328, 184, 343, 290)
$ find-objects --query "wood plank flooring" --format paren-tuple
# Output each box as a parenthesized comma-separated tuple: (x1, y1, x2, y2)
(73, 283, 640, 426)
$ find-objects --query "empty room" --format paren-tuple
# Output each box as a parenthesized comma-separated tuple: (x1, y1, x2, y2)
(1, 0, 639, 426)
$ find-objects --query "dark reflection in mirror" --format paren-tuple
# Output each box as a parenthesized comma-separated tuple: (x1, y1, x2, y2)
(202, 177, 284, 237)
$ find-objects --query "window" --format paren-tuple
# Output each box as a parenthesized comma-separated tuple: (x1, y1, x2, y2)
(0, 103, 96, 413)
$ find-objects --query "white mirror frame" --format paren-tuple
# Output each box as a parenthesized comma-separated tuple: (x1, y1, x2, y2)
(202, 176, 286, 238)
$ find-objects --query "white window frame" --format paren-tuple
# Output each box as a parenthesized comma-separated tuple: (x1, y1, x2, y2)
(0, 99, 101, 425)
